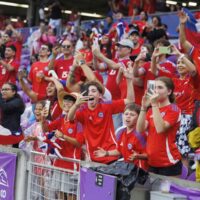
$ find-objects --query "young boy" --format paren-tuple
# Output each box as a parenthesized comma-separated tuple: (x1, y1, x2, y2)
(94, 103, 148, 170)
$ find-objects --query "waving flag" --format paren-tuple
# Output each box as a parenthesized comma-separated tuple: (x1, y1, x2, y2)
(183, 8, 200, 48)
(116, 22, 126, 40)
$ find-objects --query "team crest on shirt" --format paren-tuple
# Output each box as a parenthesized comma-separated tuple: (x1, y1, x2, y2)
(98, 112, 104, 118)
(127, 143, 133, 150)
(161, 112, 166, 118)
(44, 66, 49, 71)
(89, 116, 93, 120)
(68, 128, 73, 134)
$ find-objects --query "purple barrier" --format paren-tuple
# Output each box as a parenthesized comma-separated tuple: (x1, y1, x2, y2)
(170, 183, 200, 200)
(80, 167, 117, 200)
(0, 152, 17, 200)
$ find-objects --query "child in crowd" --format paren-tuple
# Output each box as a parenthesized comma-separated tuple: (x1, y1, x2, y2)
(94, 103, 148, 170)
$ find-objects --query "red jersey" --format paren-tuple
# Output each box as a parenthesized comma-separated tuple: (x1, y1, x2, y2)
(190, 47, 200, 100)
(37, 93, 62, 120)
(29, 61, 50, 97)
(173, 75, 199, 114)
(75, 99, 125, 164)
(0, 59, 20, 88)
(146, 104, 181, 167)
(7, 40, 22, 62)
(48, 116, 82, 170)
(141, 61, 173, 91)
(117, 127, 148, 170)
(106, 68, 121, 100)
(106, 57, 123, 100)
(79, 49, 93, 64)
(54, 58, 83, 81)
(131, 39, 144, 57)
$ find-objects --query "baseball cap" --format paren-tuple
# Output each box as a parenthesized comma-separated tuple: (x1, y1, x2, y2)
(128, 28, 139, 36)
(117, 39, 134, 49)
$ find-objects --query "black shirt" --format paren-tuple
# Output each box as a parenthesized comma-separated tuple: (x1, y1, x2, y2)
(0, 94, 25, 134)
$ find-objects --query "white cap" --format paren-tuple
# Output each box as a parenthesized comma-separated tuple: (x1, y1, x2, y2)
(117, 39, 134, 49)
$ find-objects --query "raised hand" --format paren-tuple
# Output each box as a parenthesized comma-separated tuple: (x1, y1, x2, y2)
(74, 91, 91, 107)
(170, 44, 181, 56)
(141, 91, 151, 110)
(178, 10, 188, 24)
(122, 62, 133, 79)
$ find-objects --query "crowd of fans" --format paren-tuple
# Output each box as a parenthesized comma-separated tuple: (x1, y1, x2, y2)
(0, 0, 200, 199)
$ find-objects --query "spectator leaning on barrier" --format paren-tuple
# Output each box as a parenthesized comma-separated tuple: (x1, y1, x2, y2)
(94, 103, 148, 171)
(68, 64, 134, 164)
(136, 76, 182, 177)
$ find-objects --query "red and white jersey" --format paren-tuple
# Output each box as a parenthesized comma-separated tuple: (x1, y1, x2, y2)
(0, 58, 20, 88)
(54, 57, 83, 82)
(173, 75, 199, 114)
(190, 46, 200, 100)
(48, 116, 82, 170)
(75, 99, 125, 164)
(146, 104, 181, 167)
(29, 61, 50, 97)
(117, 127, 148, 170)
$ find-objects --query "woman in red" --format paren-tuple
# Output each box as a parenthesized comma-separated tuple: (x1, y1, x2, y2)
(171, 46, 198, 165)
(137, 76, 182, 176)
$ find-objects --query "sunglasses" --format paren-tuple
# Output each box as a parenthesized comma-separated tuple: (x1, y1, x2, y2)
(61, 45, 71, 49)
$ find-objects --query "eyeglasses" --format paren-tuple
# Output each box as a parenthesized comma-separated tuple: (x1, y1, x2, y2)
(1, 88, 12, 91)
(61, 45, 71, 49)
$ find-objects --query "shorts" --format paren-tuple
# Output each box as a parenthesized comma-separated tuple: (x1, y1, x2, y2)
(176, 114, 192, 157)
(149, 161, 182, 176)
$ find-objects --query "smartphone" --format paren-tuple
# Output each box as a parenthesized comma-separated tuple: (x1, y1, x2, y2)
(147, 80, 155, 93)
(158, 46, 171, 55)
(129, 55, 137, 62)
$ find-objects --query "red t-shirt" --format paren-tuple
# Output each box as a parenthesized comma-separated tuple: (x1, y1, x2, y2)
(140, 61, 173, 91)
(29, 61, 50, 97)
(190, 47, 200, 100)
(7, 40, 23, 62)
(146, 104, 181, 167)
(75, 99, 125, 164)
(0, 59, 20, 88)
(48, 116, 82, 170)
(79, 49, 93, 64)
(173, 75, 199, 115)
(54, 58, 83, 81)
(117, 127, 148, 170)
(106, 58, 121, 99)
